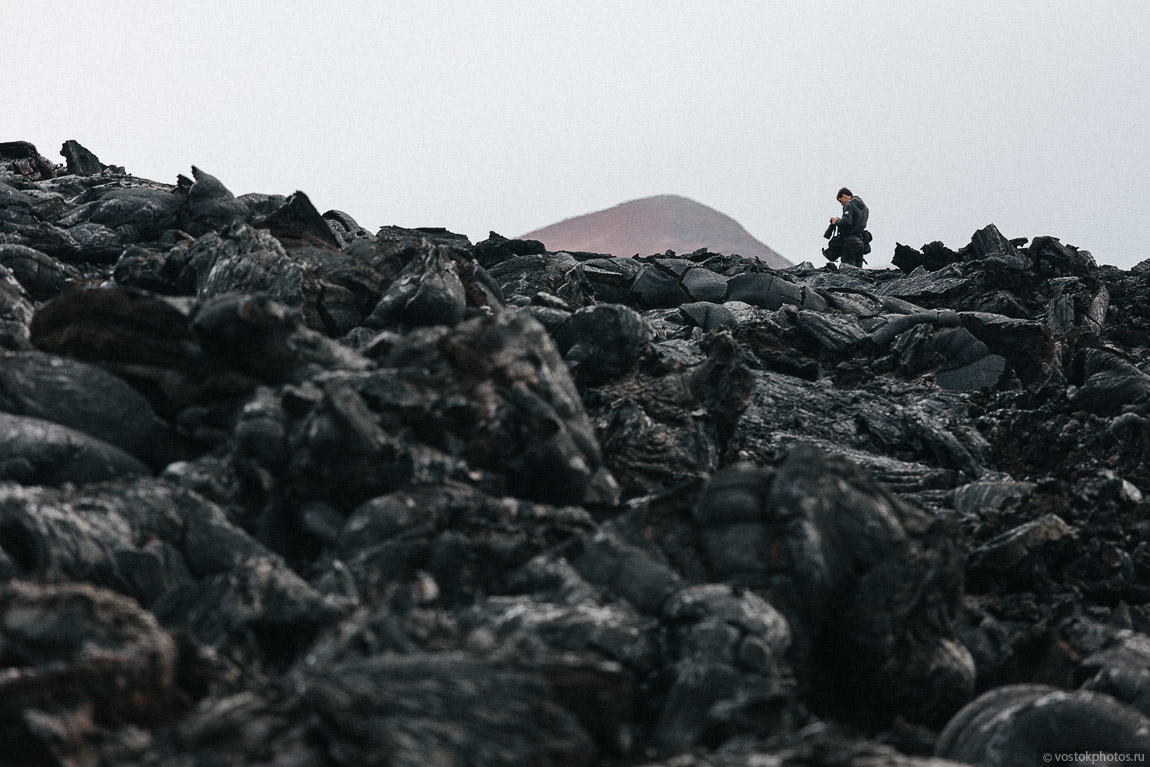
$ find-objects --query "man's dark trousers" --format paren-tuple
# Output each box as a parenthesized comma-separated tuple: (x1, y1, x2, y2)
(839, 236, 865, 267)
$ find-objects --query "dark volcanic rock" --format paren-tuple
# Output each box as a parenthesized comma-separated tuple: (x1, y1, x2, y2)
(0, 141, 56, 179)
(0, 350, 174, 466)
(365, 241, 469, 328)
(186, 166, 250, 231)
(474, 230, 547, 269)
(935, 685, 1150, 765)
(5, 139, 1150, 764)
(0, 243, 72, 300)
(122, 655, 595, 767)
(697, 450, 974, 729)
(58, 183, 181, 251)
(0, 480, 266, 603)
(182, 223, 312, 312)
(264, 190, 342, 248)
(0, 413, 149, 486)
(360, 310, 618, 507)
(0, 264, 34, 349)
(60, 139, 105, 176)
(0, 581, 185, 764)
(554, 303, 652, 386)
(30, 286, 202, 372)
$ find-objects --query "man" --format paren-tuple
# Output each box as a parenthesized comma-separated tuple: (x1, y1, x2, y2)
(825, 187, 870, 268)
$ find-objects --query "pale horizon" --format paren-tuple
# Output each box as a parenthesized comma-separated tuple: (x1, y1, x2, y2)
(8, 1, 1149, 269)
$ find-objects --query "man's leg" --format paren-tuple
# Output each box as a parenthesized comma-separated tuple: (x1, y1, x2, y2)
(840, 237, 865, 267)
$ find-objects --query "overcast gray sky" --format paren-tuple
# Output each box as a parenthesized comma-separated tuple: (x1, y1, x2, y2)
(7, 1, 1150, 269)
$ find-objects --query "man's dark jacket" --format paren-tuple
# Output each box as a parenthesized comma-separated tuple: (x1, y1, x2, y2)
(835, 196, 869, 238)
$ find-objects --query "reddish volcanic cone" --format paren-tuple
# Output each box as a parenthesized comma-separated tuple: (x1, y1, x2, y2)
(520, 194, 788, 267)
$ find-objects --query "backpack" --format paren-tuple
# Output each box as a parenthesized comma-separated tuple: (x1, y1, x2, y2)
(862, 229, 873, 255)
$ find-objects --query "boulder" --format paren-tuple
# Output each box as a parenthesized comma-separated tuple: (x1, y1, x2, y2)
(60, 139, 105, 176)
(554, 304, 652, 385)
(936, 685, 1150, 765)
(696, 448, 974, 728)
(0, 581, 184, 764)
(186, 166, 250, 230)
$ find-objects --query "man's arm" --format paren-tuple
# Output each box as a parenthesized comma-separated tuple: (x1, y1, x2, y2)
(835, 205, 854, 233)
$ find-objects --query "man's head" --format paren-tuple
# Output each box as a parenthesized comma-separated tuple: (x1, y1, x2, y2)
(837, 187, 853, 204)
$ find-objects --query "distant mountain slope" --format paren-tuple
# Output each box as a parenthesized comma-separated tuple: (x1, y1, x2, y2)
(519, 194, 789, 267)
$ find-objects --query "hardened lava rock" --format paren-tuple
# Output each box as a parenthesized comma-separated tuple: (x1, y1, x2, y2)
(3, 139, 1150, 764)
(694, 449, 974, 729)
(935, 685, 1150, 766)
